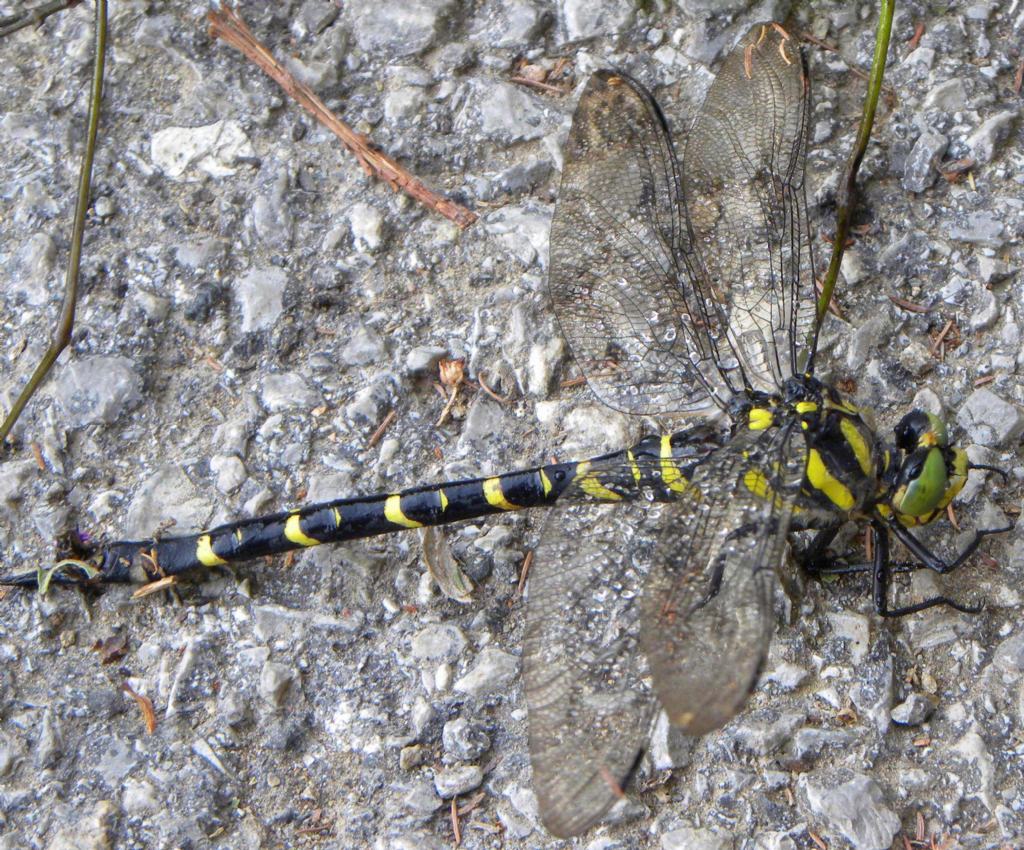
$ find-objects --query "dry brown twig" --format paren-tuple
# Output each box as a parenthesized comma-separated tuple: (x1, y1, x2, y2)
(207, 5, 477, 229)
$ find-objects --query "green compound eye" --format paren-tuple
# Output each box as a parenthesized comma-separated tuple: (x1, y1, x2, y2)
(893, 447, 949, 517)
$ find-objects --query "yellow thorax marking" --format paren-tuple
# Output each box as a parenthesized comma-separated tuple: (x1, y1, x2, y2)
(384, 494, 422, 528)
(839, 418, 873, 476)
(574, 461, 622, 501)
(483, 477, 518, 511)
(795, 401, 817, 414)
(627, 449, 642, 485)
(748, 408, 774, 430)
(659, 435, 688, 493)
(196, 534, 227, 567)
(806, 449, 855, 511)
(539, 469, 553, 497)
(285, 513, 320, 547)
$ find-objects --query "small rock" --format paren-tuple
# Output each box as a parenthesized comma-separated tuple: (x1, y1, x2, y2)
(44, 801, 115, 850)
(661, 826, 733, 850)
(966, 110, 1018, 165)
(54, 356, 143, 427)
(400, 744, 429, 770)
(411, 623, 467, 661)
(472, 0, 549, 49)
(35, 707, 62, 769)
(150, 120, 255, 180)
(11, 232, 56, 306)
(845, 315, 891, 372)
(0, 460, 37, 509)
(561, 0, 635, 41)
(348, 0, 457, 56)
(235, 267, 286, 333)
(764, 662, 809, 690)
(801, 771, 900, 850)
(403, 779, 443, 815)
(968, 288, 999, 332)
(384, 86, 426, 123)
(527, 337, 564, 396)
(902, 130, 948, 193)
(890, 692, 938, 726)
(956, 388, 1024, 447)
(347, 202, 385, 252)
(340, 324, 386, 366)
(259, 662, 295, 707)
(458, 397, 505, 451)
(840, 248, 867, 286)
(484, 203, 553, 267)
(433, 764, 483, 798)
(920, 78, 968, 114)
(292, 0, 339, 39)
(948, 211, 1005, 248)
(731, 711, 804, 756)
(123, 466, 212, 538)
(260, 372, 322, 413)
(121, 778, 160, 815)
(457, 82, 554, 144)
(405, 345, 448, 374)
(977, 256, 1011, 284)
(791, 727, 857, 761)
(454, 647, 519, 696)
(210, 455, 247, 494)
(442, 718, 491, 761)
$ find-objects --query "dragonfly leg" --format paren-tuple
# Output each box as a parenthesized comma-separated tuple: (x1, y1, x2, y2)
(875, 520, 986, 617)
(888, 520, 1014, 574)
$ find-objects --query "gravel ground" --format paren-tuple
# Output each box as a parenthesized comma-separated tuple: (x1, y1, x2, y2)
(1, 1, 1023, 848)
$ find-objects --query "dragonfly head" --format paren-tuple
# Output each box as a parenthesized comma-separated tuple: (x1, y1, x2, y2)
(887, 410, 967, 524)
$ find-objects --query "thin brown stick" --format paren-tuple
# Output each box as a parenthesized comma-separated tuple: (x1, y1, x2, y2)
(366, 409, 396, 449)
(509, 75, 567, 95)
(207, 6, 476, 229)
(0, 0, 82, 39)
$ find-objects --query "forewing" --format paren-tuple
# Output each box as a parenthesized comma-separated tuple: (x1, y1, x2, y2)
(682, 23, 816, 391)
(549, 71, 728, 416)
(640, 422, 807, 735)
(523, 500, 662, 838)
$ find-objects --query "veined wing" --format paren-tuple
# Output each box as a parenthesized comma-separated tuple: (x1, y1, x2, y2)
(682, 23, 816, 392)
(549, 70, 731, 416)
(641, 421, 806, 734)
(523, 500, 662, 838)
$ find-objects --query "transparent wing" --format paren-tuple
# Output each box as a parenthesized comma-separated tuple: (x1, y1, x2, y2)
(682, 23, 816, 391)
(640, 421, 807, 734)
(523, 500, 662, 838)
(549, 70, 730, 415)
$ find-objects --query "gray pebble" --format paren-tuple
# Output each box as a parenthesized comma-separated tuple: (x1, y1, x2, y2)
(454, 647, 519, 696)
(150, 120, 254, 180)
(260, 372, 322, 413)
(123, 466, 212, 538)
(968, 287, 999, 332)
(34, 707, 62, 769)
(919, 78, 968, 115)
(948, 211, 1005, 248)
(473, 0, 550, 49)
(209, 455, 247, 494)
(340, 324, 386, 366)
(890, 692, 938, 726)
(458, 397, 506, 451)
(291, 0, 339, 38)
(442, 718, 491, 761)
(403, 779, 444, 816)
(966, 110, 1018, 165)
(977, 256, 1011, 284)
(902, 130, 947, 194)
(801, 770, 900, 850)
(384, 86, 427, 123)
(791, 727, 856, 761)
(411, 623, 467, 661)
(661, 826, 732, 850)
(235, 267, 286, 333)
(11, 232, 56, 306)
(121, 778, 160, 816)
(730, 710, 804, 756)
(259, 663, 295, 707)
(348, 0, 455, 56)
(484, 203, 552, 267)
(457, 82, 554, 144)
(433, 764, 483, 798)
(840, 248, 867, 285)
(54, 355, 143, 427)
(405, 345, 449, 374)
(561, 0, 635, 41)
(956, 388, 1024, 447)
(347, 202, 385, 253)
(764, 662, 809, 691)
(845, 315, 891, 371)
(0, 460, 37, 510)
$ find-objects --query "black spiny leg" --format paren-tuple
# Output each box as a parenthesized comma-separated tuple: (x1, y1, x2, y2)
(875, 519, 992, 617)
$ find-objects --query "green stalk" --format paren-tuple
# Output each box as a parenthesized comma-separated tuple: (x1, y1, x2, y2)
(0, 0, 107, 447)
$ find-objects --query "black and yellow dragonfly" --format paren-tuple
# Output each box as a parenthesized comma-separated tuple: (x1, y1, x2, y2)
(3, 23, 1010, 838)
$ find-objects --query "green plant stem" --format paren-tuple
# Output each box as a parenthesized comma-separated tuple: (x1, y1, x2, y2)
(815, 0, 895, 327)
(0, 0, 106, 447)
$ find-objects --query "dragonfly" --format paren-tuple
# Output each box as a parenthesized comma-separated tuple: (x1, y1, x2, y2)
(3, 22, 1010, 838)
